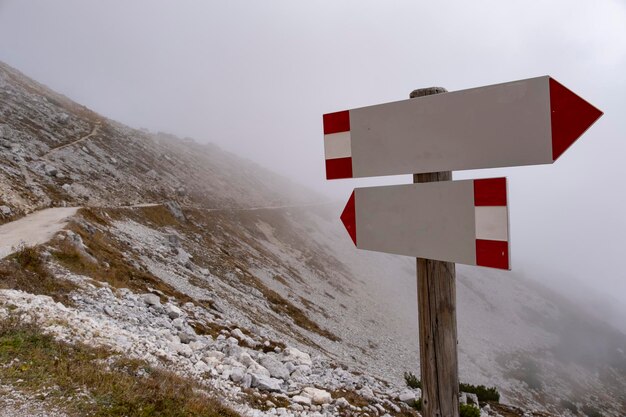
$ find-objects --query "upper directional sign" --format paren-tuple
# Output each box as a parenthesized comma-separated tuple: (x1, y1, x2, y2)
(323, 76, 603, 180)
(341, 178, 510, 269)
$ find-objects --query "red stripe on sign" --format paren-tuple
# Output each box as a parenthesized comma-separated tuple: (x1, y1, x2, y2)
(341, 191, 357, 245)
(549, 77, 603, 161)
(323, 110, 350, 135)
(476, 239, 509, 270)
(325, 157, 353, 180)
(474, 177, 507, 206)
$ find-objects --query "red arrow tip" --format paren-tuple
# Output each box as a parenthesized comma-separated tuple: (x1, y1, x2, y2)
(550, 78, 603, 161)
(341, 191, 357, 245)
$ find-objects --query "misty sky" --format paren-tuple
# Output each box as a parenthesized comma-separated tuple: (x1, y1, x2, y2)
(1, 1, 625, 322)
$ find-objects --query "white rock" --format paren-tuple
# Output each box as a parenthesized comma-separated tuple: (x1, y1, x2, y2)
(242, 373, 253, 389)
(230, 367, 246, 383)
(251, 374, 282, 392)
(247, 361, 271, 378)
(231, 328, 246, 340)
(398, 389, 419, 404)
(301, 387, 332, 405)
(291, 395, 312, 406)
(44, 164, 58, 177)
(175, 343, 193, 358)
(172, 317, 185, 330)
(358, 386, 374, 400)
(164, 303, 182, 319)
(282, 347, 312, 366)
(335, 397, 350, 408)
(465, 392, 479, 406)
(260, 354, 290, 380)
(103, 305, 115, 317)
(194, 360, 210, 373)
(206, 350, 224, 360)
(141, 293, 161, 306)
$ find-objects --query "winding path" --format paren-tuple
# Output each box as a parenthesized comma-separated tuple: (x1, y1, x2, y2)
(0, 200, 333, 260)
(0, 207, 79, 259)
(43, 122, 101, 157)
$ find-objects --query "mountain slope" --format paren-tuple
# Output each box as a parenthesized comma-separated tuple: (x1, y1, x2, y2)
(1, 61, 625, 417)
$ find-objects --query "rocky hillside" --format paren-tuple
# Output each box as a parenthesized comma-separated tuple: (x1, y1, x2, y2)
(1, 61, 625, 417)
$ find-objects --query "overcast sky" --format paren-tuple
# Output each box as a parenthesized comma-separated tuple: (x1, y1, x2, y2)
(1, 0, 625, 324)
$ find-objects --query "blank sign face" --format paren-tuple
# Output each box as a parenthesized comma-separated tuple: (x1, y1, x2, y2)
(341, 178, 510, 269)
(323, 76, 602, 180)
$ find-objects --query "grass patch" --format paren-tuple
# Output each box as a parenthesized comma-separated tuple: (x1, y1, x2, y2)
(262, 285, 339, 342)
(0, 245, 78, 305)
(0, 317, 241, 417)
(331, 388, 370, 407)
(331, 389, 418, 417)
(51, 216, 202, 307)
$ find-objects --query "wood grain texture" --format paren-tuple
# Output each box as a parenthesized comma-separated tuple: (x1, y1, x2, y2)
(412, 87, 459, 417)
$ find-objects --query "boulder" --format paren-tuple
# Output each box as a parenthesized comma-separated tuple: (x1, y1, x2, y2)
(178, 331, 197, 344)
(282, 347, 312, 366)
(301, 387, 332, 405)
(205, 350, 225, 361)
(398, 389, 420, 404)
(230, 367, 246, 383)
(231, 328, 246, 340)
(141, 293, 161, 307)
(44, 164, 58, 177)
(0, 206, 11, 216)
(335, 397, 349, 408)
(172, 318, 185, 330)
(260, 354, 290, 380)
(247, 362, 271, 378)
(251, 374, 282, 392)
(465, 392, 479, 406)
(164, 303, 182, 319)
(291, 395, 312, 406)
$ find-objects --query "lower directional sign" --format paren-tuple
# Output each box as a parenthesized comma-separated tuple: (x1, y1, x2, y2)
(340, 177, 510, 269)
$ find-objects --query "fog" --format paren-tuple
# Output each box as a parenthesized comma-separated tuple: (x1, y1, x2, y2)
(1, 1, 625, 329)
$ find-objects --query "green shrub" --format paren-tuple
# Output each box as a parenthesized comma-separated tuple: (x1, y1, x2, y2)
(411, 398, 422, 411)
(460, 404, 481, 417)
(404, 371, 422, 389)
(459, 382, 500, 402)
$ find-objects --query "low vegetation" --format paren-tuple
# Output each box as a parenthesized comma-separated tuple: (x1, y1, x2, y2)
(404, 372, 500, 403)
(0, 244, 78, 305)
(0, 318, 241, 417)
(50, 209, 204, 308)
(459, 403, 481, 417)
(459, 382, 500, 402)
(404, 371, 421, 389)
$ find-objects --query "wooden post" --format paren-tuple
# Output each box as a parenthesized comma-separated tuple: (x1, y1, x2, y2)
(411, 86, 459, 417)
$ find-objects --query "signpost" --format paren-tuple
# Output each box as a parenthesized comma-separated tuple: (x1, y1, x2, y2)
(323, 76, 603, 180)
(322, 76, 602, 417)
(341, 178, 510, 269)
